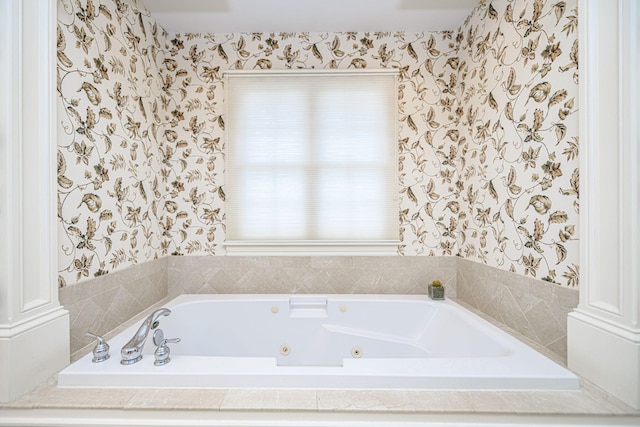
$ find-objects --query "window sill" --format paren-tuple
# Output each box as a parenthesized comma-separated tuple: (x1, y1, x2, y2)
(224, 240, 400, 256)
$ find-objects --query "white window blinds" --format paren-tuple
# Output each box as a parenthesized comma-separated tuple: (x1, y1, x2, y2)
(225, 70, 399, 255)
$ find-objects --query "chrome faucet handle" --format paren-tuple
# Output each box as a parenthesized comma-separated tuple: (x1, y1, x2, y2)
(85, 332, 110, 363)
(154, 337, 181, 366)
(152, 328, 164, 347)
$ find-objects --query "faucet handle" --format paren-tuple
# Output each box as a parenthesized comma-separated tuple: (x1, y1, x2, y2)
(154, 337, 181, 366)
(152, 328, 164, 347)
(85, 332, 110, 363)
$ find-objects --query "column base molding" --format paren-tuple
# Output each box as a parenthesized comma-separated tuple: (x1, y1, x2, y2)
(568, 310, 640, 409)
(0, 308, 69, 403)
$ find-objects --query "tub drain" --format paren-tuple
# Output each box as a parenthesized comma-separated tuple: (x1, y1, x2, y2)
(280, 344, 290, 356)
(351, 347, 362, 358)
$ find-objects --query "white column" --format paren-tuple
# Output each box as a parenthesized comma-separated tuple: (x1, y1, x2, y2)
(568, 0, 640, 410)
(0, 0, 70, 402)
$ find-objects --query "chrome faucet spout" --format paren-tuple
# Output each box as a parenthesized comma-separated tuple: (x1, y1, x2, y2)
(120, 308, 171, 365)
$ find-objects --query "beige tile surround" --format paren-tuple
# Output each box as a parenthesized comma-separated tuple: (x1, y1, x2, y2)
(167, 256, 457, 297)
(60, 255, 577, 362)
(456, 258, 578, 363)
(59, 257, 168, 355)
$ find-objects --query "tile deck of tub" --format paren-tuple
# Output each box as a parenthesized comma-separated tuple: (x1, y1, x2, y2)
(4, 375, 637, 416)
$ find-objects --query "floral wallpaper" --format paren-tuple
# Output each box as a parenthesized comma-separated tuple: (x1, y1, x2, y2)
(56, 0, 579, 287)
(454, 0, 579, 285)
(160, 31, 461, 257)
(57, 0, 169, 286)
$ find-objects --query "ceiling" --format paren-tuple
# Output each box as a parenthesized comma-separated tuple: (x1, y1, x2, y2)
(144, 0, 479, 34)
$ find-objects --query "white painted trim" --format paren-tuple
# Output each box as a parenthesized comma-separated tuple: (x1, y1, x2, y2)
(225, 240, 400, 256)
(579, 0, 622, 317)
(568, 312, 639, 410)
(620, 0, 640, 331)
(223, 68, 400, 77)
(0, 0, 69, 403)
(587, 0, 639, 324)
(569, 310, 640, 344)
(569, 0, 640, 410)
(0, 306, 70, 338)
(0, 0, 60, 324)
(0, 0, 12, 328)
(0, 309, 69, 402)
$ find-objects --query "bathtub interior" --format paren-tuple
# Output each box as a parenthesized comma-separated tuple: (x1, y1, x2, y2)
(160, 295, 512, 366)
(58, 294, 580, 390)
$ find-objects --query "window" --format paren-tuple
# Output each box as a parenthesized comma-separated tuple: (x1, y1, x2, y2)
(225, 70, 398, 255)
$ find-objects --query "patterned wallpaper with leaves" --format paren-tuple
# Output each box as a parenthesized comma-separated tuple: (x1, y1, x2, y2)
(160, 31, 461, 257)
(453, 0, 579, 286)
(57, 0, 169, 286)
(57, 0, 579, 288)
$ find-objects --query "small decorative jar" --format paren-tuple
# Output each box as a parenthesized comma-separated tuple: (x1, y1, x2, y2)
(428, 280, 445, 300)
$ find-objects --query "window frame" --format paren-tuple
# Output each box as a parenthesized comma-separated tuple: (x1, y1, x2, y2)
(223, 69, 400, 256)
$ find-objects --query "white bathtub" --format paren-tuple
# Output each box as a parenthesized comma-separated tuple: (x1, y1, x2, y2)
(58, 294, 579, 390)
